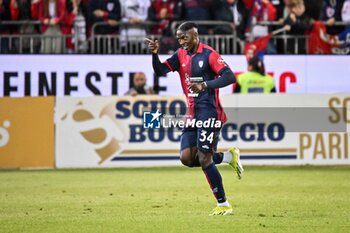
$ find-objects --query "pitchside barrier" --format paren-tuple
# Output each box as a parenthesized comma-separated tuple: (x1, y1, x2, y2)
(1, 54, 350, 168)
(55, 94, 350, 168)
(1, 55, 350, 97)
(0, 97, 55, 168)
(0, 94, 349, 168)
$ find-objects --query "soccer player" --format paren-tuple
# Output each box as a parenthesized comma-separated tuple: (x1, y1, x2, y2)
(145, 22, 243, 216)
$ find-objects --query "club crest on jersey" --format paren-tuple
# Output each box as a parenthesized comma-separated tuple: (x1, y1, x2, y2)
(217, 57, 225, 64)
(107, 3, 115, 11)
(198, 60, 203, 68)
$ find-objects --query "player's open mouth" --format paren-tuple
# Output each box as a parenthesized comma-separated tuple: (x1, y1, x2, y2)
(183, 45, 191, 50)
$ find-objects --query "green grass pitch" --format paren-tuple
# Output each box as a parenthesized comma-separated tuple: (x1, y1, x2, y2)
(1, 166, 350, 233)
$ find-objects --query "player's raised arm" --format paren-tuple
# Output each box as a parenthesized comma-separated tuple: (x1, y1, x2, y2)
(144, 38, 159, 54)
(144, 37, 171, 76)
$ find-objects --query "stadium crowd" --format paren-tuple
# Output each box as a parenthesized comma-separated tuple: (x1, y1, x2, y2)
(0, 0, 349, 54)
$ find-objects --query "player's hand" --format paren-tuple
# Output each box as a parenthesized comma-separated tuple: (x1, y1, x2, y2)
(144, 38, 159, 54)
(188, 82, 206, 93)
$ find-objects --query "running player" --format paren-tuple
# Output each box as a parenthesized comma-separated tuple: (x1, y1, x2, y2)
(145, 22, 243, 216)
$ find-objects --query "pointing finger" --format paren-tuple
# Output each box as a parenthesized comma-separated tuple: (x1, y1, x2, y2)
(144, 38, 153, 43)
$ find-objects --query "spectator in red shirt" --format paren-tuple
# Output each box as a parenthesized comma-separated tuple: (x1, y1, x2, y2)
(61, 0, 89, 53)
(248, 0, 277, 53)
(10, 0, 41, 53)
(37, 0, 66, 53)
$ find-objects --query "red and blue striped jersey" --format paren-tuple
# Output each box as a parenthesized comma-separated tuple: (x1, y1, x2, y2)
(164, 42, 230, 123)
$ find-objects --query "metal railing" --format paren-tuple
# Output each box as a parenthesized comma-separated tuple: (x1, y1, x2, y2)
(0, 20, 80, 54)
(1, 20, 349, 54)
(90, 21, 159, 54)
(250, 21, 350, 54)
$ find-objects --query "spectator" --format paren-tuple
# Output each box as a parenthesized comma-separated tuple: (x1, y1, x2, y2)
(234, 56, 275, 93)
(248, 0, 277, 54)
(38, 0, 66, 53)
(320, 0, 345, 34)
(242, 0, 254, 9)
(0, 0, 11, 53)
(148, 0, 182, 36)
(279, 0, 294, 18)
(272, 0, 285, 20)
(284, 0, 313, 33)
(88, 0, 121, 35)
(125, 72, 154, 96)
(283, 0, 313, 53)
(342, 0, 350, 29)
(62, 0, 88, 53)
(212, 0, 249, 40)
(88, 0, 121, 53)
(304, 0, 323, 20)
(120, 0, 150, 52)
(181, 0, 213, 34)
(148, 0, 182, 54)
(10, 0, 41, 53)
(10, 0, 40, 20)
(274, 0, 293, 53)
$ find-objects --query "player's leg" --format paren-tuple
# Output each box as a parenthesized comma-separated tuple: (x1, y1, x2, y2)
(180, 147, 198, 167)
(214, 147, 244, 180)
(179, 128, 226, 167)
(197, 128, 233, 215)
(213, 126, 243, 179)
(179, 129, 198, 167)
(227, 147, 244, 179)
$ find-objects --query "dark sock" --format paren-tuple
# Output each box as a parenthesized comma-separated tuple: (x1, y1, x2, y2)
(192, 152, 223, 167)
(202, 163, 226, 203)
(213, 152, 223, 164)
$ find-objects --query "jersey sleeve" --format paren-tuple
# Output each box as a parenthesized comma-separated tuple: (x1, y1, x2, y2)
(208, 50, 230, 75)
(165, 50, 180, 72)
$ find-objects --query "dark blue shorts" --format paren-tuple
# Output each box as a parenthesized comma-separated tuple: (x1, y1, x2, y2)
(180, 106, 222, 153)
(180, 127, 221, 153)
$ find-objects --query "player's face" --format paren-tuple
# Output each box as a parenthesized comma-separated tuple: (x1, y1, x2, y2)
(176, 29, 198, 52)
